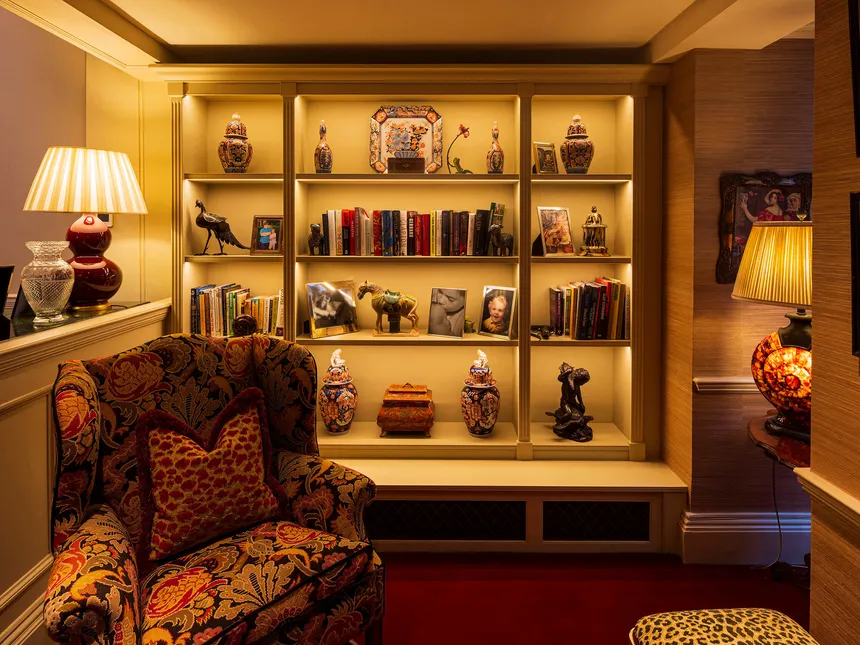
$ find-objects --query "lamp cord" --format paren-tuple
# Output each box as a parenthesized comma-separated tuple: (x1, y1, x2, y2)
(754, 459, 783, 570)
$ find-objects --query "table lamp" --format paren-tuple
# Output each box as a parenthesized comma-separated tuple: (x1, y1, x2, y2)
(732, 221, 812, 443)
(23, 147, 147, 310)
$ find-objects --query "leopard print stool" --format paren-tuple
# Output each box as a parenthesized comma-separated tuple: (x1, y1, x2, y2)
(630, 608, 818, 644)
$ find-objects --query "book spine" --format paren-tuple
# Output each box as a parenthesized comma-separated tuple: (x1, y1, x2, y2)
(341, 210, 351, 256)
(399, 211, 408, 255)
(392, 210, 401, 257)
(190, 288, 198, 334)
(549, 289, 557, 335)
(335, 211, 344, 255)
(436, 212, 443, 256)
(594, 286, 607, 339)
(602, 284, 612, 339)
(452, 211, 460, 256)
(624, 291, 631, 340)
(320, 213, 329, 256)
(578, 288, 592, 340)
(407, 211, 415, 255)
(349, 209, 358, 256)
(563, 287, 571, 337)
(430, 211, 437, 256)
(588, 285, 600, 339)
(364, 213, 372, 256)
(415, 213, 424, 256)
(467, 212, 476, 256)
(555, 289, 564, 337)
(442, 211, 450, 256)
(459, 212, 468, 256)
(356, 209, 364, 256)
(372, 210, 382, 256)
(473, 210, 485, 256)
(328, 210, 336, 256)
(422, 214, 430, 256)
(381, 210, 391, 256)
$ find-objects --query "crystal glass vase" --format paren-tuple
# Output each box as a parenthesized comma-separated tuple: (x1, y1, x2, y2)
(21, 241, 74, 325)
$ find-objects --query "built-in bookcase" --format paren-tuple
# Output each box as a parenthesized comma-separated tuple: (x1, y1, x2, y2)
(172, 72, 663, 463)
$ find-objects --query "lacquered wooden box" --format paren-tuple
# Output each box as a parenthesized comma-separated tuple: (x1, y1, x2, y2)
(376, 383, 435, 437)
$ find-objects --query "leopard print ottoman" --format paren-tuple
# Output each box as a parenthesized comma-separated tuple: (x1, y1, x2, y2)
(631, 608, 819, 644)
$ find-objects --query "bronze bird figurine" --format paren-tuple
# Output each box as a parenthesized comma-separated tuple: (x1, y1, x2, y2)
(194, 199, 249, 255)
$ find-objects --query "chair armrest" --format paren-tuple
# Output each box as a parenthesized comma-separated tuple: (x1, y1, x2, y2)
(275, 451, 377, 541)
(44, 505, 139, 645)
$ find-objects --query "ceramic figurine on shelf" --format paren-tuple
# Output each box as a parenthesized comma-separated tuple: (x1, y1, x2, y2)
(319, 349, 358, 434)
(464, 316, 476, 334)
(358, 280, 420, 335)
(194, 200, 250, 255)
(308, 223, 325, 255)
(314, 120, 333, 173)
(546, 362, 594, 442)
(560, 114, 594, 174)
(461, 350, 501, 437)
(486, 121, 504, 174)
(579, 205, 610, 257)
(489, 224, 515, 257)
(217, 113, 253, 173)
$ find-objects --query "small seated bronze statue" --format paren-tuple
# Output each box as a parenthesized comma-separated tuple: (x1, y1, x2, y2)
(546, 362, 593, 442)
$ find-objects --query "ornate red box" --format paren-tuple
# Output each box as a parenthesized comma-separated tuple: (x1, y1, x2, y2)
(376, 383, 435, 437)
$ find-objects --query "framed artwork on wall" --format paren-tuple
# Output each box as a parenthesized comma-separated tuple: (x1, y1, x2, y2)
(716, 171, 812, 284)
(849, 0, 860, 156)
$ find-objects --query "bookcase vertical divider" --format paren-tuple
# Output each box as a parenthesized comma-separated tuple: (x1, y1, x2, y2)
(517, 84, 534, 453)
(283, 83, 297, 341)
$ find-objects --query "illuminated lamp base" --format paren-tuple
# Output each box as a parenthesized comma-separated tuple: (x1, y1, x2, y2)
(66, 214, 122, 310)
(751, 309, 812, 444)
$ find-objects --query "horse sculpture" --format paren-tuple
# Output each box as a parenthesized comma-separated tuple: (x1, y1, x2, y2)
(358, 280, 420, 335)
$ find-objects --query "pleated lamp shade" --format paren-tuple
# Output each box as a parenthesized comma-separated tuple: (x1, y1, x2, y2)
(23, 147, 147, 215)
(732, 221, 812, 308)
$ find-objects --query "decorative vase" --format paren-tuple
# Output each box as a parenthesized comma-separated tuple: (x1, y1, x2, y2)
(314, 120, 333, 173)
(560, 115, 594, 174)
(460, 350, 500, 436)
(486, 121, 504, 174)
(217, 113, 253, 174)
(319, 349, 358, 434)
(20, 241, 74, 325)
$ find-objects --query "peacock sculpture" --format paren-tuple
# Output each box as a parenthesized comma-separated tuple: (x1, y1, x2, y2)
(194, 199, 249, 255)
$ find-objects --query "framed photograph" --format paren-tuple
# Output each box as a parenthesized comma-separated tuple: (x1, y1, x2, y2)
(479, 285, 517, 340)
(428, 287, 467, 338)
(97, 213, 113, 228)
(537, 206, 575, 255)
(716, 172, 812, 284)
(532, 142, 558, 174)
(306, 280, 359, 339)
(251, 216, 284, 255)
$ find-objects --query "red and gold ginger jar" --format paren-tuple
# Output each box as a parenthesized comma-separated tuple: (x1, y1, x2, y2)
(218, 113, 254, 174)
(319, 350, 358, 434)
(460, 350, 501, 436)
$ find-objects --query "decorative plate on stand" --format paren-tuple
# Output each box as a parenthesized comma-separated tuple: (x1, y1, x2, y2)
(369, 105, 443, 173)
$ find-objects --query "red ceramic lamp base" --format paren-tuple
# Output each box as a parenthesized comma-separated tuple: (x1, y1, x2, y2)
(66, 214, 122, 309)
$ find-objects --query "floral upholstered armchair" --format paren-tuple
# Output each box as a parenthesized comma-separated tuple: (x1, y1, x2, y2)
(45, 334, 384, 645)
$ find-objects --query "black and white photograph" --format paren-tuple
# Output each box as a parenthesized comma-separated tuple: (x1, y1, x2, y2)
(428, 287, 467, 338)
(306, 280, 359, 338)
(479, 285, 517, 340)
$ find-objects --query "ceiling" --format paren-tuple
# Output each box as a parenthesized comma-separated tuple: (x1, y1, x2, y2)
(106, 0, 697, 48)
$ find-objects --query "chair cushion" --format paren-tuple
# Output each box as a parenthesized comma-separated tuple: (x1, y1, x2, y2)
(137, 388, 285, 565)
(140, 520, 377, 645)
(632, 608, 818, 645)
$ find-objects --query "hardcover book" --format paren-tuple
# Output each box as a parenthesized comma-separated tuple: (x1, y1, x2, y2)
(392, 210, 401, 257)
(422, 214, 431, 256)
(372, 210, 382, 256)
(459, 211, 469, 256)
(467, 212, 476, 256)
(407, 211, 416, 256)
(399, 210, 408, 256)
(441, 210, 451, 256)
(451, 211, 460, 256)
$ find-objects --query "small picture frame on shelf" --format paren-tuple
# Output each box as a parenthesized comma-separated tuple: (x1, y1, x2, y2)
(479, 285, 517, 340)
(307, 279, 359, 339)
(428, 287, 467, 338)
(251, 216, 284, 255)
(532, 142, 558, 174)
(537, 206, 575, 255)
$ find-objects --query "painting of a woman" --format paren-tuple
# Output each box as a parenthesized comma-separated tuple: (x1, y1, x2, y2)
(740, 188, 785, 223)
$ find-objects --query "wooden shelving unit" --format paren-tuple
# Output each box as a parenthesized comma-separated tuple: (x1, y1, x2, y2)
(170, 72, 664, 465)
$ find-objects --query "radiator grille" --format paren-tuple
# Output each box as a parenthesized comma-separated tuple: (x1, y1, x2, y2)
(366, 500, 526, 541)
(542, 501, 650, 541)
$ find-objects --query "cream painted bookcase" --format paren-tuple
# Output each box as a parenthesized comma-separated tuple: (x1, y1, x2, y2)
(169, 67, 665, 466)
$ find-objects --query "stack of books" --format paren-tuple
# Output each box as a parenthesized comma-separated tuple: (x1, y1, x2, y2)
(191, 284, 284, 337)
(315, 203, 506, 257)
(548, 278, 630, 340)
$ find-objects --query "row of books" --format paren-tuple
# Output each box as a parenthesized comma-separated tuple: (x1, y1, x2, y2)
(316, 202, 506, 257)
(191, 283, 284, 337)
(549, 278, 630, 340)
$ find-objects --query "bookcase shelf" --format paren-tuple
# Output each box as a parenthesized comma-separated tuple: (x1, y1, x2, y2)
(296, 255, 518, 264)
(530, 255, 632, 264)
(297, 330, 518, 347)
(530, 338, 631, 347)
(184, 173, 284, 184)
(296, 173, 519, 185)
(530, 174, 632, 184)
(185, 255, 284, 263)
(530, 422, 630, 460)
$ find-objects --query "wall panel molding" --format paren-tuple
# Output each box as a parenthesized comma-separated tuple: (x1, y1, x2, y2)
(796, 468, 860, 533)
(692, 376, 758, 394)
(0, 597, 43, 645)
(0, 556, 51, 616)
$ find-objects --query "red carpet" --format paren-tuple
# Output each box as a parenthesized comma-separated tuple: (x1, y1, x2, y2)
(372, 553, 809, 644)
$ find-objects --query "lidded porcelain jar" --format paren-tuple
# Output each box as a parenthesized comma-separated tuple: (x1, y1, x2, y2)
(217, 113, 254, 173)
(560, 114, 595, 174)
(319, 349, 358, 434)
(460, 350, 501, 436)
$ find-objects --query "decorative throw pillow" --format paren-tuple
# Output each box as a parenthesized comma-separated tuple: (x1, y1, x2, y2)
(136, 387, 285, 566)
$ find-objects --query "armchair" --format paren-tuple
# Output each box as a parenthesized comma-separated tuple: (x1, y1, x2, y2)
(46, 334, 384, 645)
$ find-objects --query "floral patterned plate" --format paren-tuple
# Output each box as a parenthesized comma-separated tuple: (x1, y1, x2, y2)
(370, 105, 443, 173)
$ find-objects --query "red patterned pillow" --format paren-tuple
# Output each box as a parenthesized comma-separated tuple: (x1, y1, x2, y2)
(136, 387, 285, 566)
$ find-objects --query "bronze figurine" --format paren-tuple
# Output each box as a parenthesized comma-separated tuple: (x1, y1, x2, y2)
(546, 362, 593, 442)
(308, 223, 325, 255)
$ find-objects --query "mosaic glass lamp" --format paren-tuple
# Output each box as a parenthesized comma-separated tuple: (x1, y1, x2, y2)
(732, 221, 812, 443)
(23, 147, 147, 310)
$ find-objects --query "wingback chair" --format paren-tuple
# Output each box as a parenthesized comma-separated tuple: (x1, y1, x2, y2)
(45, 334, 384, 645)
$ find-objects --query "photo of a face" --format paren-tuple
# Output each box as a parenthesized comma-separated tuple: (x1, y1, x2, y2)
(533, 142, 558, 174)
(428, 287, 467, 338)
(538, 207, 574, 254)
(479, 286, 517, 339)
(251, 216, 283, 255)
(306, 281, 359, 338)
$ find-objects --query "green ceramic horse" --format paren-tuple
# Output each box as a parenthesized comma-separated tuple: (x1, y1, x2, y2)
(357, 280, 420, 335)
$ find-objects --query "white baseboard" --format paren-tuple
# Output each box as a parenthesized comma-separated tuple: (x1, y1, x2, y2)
(0, 598, 44, 645)
(680, 511, 811, 565)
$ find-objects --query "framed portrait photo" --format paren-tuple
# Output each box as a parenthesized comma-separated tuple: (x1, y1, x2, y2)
(479, 285, 517, 340)
(716, 172, 812, 283)
(532, 142, 558, 174)
(251, 216, 284, 255)
(537, 206, 575, 255)
(306, 280, 359, 338)
(428, 287, 467, 338)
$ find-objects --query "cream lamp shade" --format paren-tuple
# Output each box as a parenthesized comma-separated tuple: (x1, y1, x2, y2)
(731, 221, 811, 308)
(23, 147, 147, 215)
